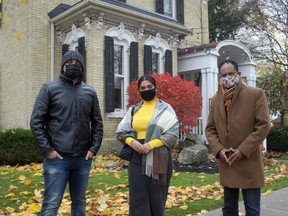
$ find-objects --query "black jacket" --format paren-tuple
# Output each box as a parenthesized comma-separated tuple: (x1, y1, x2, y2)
(30, 74, 103, 157)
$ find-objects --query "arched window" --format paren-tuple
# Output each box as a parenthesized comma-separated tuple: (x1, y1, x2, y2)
(62, 24, 86, 81)
(105, 24, 138, 117)
(144, 33, 172, 75)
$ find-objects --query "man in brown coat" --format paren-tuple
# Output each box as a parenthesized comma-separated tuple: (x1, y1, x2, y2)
(205, 60, 270, 216)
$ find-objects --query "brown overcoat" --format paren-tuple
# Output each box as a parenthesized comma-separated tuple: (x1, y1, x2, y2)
(205, 80, 270, 188)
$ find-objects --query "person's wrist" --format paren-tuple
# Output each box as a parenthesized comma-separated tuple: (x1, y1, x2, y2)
(131, 140, 136, 147)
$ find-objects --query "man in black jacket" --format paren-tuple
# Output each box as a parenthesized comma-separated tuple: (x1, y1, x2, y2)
(30, 50, 103, 216)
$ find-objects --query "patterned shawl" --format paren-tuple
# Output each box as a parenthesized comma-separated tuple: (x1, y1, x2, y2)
(116, 99, 179, 185)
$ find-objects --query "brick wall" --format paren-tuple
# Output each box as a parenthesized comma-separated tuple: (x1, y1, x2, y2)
(0, 0, 78, 130)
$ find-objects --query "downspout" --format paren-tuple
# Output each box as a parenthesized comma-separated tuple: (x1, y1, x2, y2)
(50, 23, 55, 81)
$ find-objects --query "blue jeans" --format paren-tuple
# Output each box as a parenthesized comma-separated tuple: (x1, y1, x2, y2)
(223, 187, 260, 216)
(40, 155, 92, 216)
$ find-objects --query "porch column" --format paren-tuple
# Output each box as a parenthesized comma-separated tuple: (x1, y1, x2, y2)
(201, 68, 208, 141)
(239, 62, 257, 87)
(212, 67, 219, 95)
(202, 67, 218, 141)
(245, 75, 256, 86)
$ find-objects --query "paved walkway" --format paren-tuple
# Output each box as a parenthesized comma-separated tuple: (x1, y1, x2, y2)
(203, 187, 288, 216)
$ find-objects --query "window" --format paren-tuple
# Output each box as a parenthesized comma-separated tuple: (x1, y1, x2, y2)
(144, 34, 172, 75)
(105, 26, 137, 116)
(63, 27, 86, 81)
(114, 45, 124, 109)
(156, 0, 184, 24)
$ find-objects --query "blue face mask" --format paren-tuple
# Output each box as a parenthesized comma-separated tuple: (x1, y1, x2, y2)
(65, 64, 82, 79)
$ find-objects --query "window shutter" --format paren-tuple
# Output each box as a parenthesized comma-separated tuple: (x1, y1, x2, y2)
(62, 44, 69, 56)
(130, 42, 138, 83)
(165, 50, 173, 75)
(77, 37, 86, 82)
(156, 0, 164, 14)
(104, 36, 115, 112)
(177, 0, 184, 24)
(144, 45, 152, 75)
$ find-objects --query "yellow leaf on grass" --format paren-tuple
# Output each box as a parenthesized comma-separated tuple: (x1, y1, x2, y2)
(262, 189, 272, 196)
(19, 175, 26, 181)
(23, 179, 33, 186)
(114, 173, 121, 179)
(165, 199, 173, 209)
(34, 172, 43, 177)
(203, 185, 213, 191)
(0, 171, 9, 175)
(5, 193, 16, 198)
(9, 185, 18, 190)
(103, 208, 112, 215)
(179, 205, 188, 210)
(26, 203, 41, 213)
(5, 207, 15, 214)
(20, 191, 30, 195)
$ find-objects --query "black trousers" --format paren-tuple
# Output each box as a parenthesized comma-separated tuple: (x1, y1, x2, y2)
(128, 149, 172, 216)
(223, 187, 261, 216)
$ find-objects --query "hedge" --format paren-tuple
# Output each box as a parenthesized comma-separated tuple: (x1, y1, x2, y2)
(267, 126, 288, 152)
(0, 128, 42, 165)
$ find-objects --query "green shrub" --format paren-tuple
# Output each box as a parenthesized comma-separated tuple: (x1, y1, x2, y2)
(267, 126, 288, 152)
(0, 128, 42, 165)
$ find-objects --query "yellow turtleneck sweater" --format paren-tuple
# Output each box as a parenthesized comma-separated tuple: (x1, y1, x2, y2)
(125, 99, 164, 149)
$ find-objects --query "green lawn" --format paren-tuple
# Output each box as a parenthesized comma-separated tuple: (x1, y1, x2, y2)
(0, 158, 287, 215)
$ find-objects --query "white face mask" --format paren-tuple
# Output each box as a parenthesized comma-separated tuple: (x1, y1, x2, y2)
(220, 74, 240, 89)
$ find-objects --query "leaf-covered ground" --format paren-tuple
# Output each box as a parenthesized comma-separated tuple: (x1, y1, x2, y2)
(0, 152, 287, 216)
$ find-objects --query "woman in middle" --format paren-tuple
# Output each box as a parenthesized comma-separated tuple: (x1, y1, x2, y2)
(116, 75, 179, 216)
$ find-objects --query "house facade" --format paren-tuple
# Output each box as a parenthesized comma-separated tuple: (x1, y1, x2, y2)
(0, 0, 256, 150)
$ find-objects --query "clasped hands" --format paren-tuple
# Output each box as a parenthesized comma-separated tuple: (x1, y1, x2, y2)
(131, 140, 152, 155)
(219, 148, 244, 165)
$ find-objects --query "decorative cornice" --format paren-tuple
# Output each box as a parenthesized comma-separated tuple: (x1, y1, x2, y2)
(55, 12, 183, 47)
(50, 0, 191, 37)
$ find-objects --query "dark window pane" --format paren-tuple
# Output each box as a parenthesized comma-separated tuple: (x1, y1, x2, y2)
(114, 76, 123, 109)
(114, 45, 123, 75)
(152, 52, 159, 73)
(114, 44, 124, 109)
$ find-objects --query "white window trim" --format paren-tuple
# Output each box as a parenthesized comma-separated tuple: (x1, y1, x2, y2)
(144, 34, 171, 74)
(64, 24, 86, 50)
(105, 26, 136, 118)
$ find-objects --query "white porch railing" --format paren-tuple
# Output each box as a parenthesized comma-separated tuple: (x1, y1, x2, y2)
(192, 117, 203, 136)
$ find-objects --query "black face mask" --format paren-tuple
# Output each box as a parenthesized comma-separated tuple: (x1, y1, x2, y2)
(65, 64, 82, 79)
(140, 88, 156, 101)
